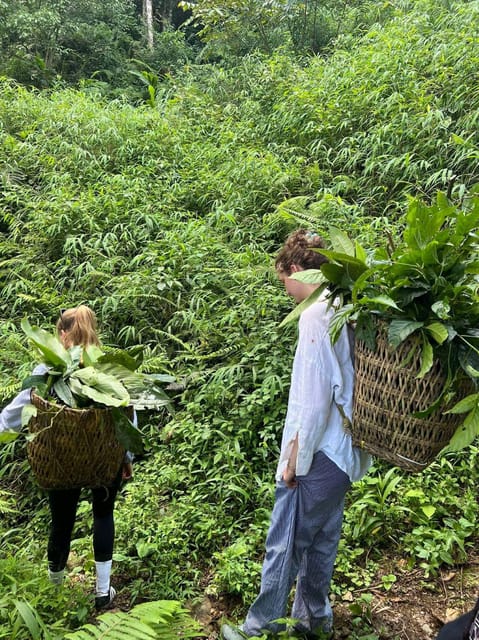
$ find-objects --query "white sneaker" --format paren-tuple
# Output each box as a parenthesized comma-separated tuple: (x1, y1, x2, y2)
(95, 585, 116, 610)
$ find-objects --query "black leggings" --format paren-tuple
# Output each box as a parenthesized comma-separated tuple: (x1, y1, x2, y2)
(47, 470, 122, 572)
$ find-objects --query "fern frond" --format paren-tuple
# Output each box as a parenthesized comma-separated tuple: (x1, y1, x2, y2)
(0, 383, 21, 402)
(64, 600, 203, 640)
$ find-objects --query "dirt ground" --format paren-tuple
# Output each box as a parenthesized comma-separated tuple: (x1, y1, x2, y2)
(189, 553, 479, 640)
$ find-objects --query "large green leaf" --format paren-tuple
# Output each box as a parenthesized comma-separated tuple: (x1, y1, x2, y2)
(278, 286, 326, 327)
(444, 402, 479, 452)
(21, 318, 71, 369)
(21, 374, 48, 392)
(111, 407, 144, 455)
(68, 377, 129, 408)
(82, 344, 105, 367)
(404, 195, 451, 250)
(318, 251, 368, 280)
(133, 387, 173, 411)
(290, 269, 325, 285)
(387, 320, 423, 348)
(361, 295, 401, 311)
(416, 338, 434, 379)
(320, 262, 347, 285)
(328, 227, 355, 255)
(97, 350, 140, 372)
(355, 314, 376, 351)
(53, 378, 75, 407)
(446, 393, 479, 415)
(425, 322, 449, 345)
(94, 363, 151, 397)
(329, 304, 354, 345)
(145, 373, 176, 384)
(21, 403, 37, 428)
(70, 368, 130, 403)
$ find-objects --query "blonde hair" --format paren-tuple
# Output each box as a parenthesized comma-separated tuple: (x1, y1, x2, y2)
(56, 305, 100, 348)
(275, 229, 328, 275)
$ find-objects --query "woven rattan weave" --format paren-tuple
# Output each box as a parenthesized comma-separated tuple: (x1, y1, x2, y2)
(27, 393, 129, 489)
(351, 329, 466, 472)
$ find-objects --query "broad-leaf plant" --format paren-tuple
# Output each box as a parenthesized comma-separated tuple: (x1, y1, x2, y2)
(282, 189, 479, 452)
(14, 319, 175, 454)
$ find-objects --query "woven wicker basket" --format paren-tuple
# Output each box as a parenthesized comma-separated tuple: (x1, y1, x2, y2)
(351, 328, 467, 472)
(27, 393, 130, 490)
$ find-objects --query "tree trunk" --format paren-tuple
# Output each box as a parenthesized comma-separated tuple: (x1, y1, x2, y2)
(143, 0, 154, 50)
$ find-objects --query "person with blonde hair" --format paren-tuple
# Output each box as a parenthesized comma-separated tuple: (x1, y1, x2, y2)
(0, 305, 132, 609)
(222, 230, 371, 640)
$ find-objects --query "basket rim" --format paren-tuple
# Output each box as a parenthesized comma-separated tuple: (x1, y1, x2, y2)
(31, 391, 123, 414)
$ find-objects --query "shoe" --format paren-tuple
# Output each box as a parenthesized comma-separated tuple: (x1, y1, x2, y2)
(95, 586, 116, 610)
(48, 568, 65, 586)
(221, 623, 248, 640)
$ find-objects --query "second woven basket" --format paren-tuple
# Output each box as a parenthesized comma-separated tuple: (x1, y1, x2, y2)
(351, 329, 467, 472)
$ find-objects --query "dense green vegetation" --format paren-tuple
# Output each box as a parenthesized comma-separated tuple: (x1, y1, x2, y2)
(0, 0, 478, 637)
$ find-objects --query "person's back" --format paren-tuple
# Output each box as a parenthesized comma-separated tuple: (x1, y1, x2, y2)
(0, 305, 130, 609)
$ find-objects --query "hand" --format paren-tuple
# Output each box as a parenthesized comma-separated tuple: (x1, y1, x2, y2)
(122, 462, 133, 481)
(282, 465, 297, 489)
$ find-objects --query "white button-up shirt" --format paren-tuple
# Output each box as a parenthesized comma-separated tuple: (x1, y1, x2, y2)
(276, 298, 371, 483)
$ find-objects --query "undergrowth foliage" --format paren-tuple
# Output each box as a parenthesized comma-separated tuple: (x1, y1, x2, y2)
(0, 0, 478, 636)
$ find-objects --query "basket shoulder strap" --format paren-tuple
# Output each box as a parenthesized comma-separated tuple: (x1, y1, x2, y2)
(334, 322, 355, 434)
(335, 400, 353, 434)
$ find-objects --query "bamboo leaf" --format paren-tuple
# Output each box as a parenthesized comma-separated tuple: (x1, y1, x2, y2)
(13, 600, 49, 640)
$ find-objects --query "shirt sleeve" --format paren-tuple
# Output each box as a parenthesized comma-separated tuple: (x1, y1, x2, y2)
(123, 408, 138, 463)
(278, 306, 335, 477)
(0, 364, 48, 433)
(0, 389, 33, 433)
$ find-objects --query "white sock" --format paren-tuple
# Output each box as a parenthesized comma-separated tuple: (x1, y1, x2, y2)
(48, 568, 65, 585)
(95, 560, 112, 595)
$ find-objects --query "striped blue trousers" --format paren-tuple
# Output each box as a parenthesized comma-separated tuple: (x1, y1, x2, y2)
(243, 451, 351, 636)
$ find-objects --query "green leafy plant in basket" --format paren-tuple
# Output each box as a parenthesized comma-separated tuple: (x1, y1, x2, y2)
(282, 188, 479, 459)
(18, 318, 175, 455)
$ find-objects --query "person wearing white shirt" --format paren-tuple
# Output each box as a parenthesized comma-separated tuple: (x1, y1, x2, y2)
(222, 230, 371, 640)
